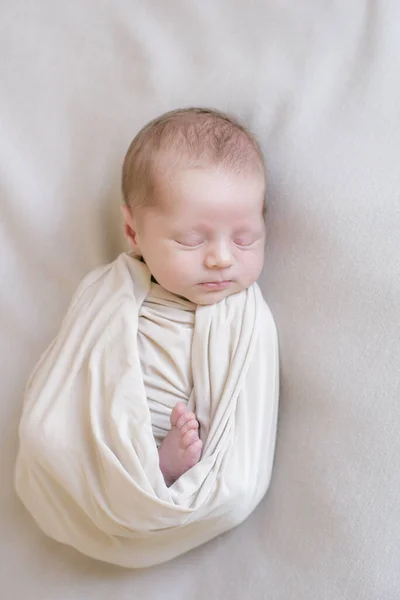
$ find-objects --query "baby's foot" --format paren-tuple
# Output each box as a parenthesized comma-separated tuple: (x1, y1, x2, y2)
(158, 402, 202, 487)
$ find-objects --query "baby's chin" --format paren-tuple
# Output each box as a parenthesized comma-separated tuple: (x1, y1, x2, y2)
(185, 283, 247, 306)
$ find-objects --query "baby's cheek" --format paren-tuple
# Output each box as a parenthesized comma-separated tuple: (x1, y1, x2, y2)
(243, 251, 264, 281)
(162, 253, 193, 281)
(175, 254, 199, 278)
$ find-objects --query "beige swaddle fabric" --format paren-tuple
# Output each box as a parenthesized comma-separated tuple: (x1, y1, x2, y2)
(138, 283, 195, 447)
(15, 253, 279, 568)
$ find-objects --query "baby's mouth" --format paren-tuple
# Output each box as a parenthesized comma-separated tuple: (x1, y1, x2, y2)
(198, 281, 232, 291)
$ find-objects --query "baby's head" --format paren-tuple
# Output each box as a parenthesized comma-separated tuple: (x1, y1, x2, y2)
(121, 108, 266, 305)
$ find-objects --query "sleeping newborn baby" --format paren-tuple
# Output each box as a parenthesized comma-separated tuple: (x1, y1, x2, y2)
(15, 107, 278, 568)
(121, 107, 267, 486)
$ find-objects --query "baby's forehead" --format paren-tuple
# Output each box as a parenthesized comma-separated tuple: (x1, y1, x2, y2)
(154, 162, 264, 196)
(150, 165, 266, 225)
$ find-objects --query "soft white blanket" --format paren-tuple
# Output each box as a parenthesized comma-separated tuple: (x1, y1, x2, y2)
(15, 253, 278, 568)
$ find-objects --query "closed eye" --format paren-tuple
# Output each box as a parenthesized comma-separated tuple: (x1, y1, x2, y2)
(175, 239, 204, 248)
(234, 229, 264, 248)
(234, 238, 259, 248)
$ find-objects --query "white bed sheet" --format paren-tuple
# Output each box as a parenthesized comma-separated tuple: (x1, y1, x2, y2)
(2, 1, 400, 598)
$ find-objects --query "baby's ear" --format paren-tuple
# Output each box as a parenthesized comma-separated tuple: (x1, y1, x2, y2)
(121, 204, 141, 253)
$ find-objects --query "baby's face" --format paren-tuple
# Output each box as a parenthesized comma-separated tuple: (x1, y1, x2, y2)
(126, 167, 266, 305)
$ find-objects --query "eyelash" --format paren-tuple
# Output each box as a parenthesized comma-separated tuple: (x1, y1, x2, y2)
(176, 239, 257, 249)
(234, 240, 255, 248)
(176, 240, 203, 248)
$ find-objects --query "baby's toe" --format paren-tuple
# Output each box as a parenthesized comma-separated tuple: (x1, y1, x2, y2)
(181, 428, 199, 449)
(176, 410, 196, 431)
(180, 418, 199, 435)
(187, 439, 203, 458)
(170, 402, 188, 426)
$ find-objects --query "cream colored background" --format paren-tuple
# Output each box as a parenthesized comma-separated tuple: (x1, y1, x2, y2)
(1, 1, 400, 598)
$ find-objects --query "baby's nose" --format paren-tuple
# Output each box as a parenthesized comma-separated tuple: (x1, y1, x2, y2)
(205, 243, 234, 269)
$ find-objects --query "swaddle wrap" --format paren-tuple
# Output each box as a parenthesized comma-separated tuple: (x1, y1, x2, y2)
(15, 253, 279, 568)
